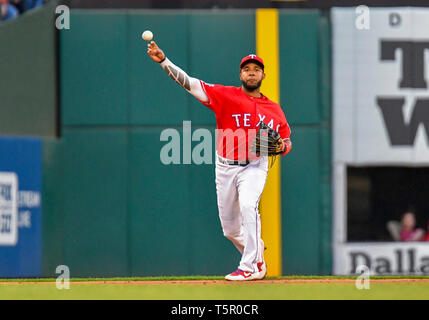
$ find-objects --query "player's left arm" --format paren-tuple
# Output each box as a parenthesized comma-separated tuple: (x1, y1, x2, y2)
(278, 137, 292, 154)
(277, 119, 292, 155)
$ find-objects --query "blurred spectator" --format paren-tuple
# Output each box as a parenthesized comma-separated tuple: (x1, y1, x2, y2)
(386, 220, 401, 241)
(10, 0, 43, 14)
(0, 0, 19, 21)
(1, 0, 44, 21)
(400, 211, 425, 241)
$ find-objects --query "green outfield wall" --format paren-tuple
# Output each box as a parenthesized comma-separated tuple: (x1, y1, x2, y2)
(280, 11, 332, 275)
(1, 8, 331, 277)
(0, 1, 58, 137)
(43, 10, 256, 277)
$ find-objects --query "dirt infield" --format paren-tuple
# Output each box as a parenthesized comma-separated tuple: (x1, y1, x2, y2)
(2, 278, 429, 285)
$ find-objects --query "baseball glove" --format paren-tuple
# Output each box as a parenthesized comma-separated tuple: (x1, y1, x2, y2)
(250, 121, 285, 156)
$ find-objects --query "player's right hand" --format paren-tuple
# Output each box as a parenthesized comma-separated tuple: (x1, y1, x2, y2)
(147, 41, 166, 63)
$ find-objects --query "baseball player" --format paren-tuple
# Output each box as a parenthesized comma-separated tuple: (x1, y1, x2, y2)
(147, 41, 292, 280)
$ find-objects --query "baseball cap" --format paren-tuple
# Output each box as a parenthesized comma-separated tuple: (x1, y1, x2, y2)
(240, 54, 264, 69)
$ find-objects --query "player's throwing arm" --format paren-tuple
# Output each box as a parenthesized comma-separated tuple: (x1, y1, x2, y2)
(147, 40, 208, 102)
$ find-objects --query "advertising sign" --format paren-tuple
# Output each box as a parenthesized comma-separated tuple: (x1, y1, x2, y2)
(0, 137, 42, 277)
(332, 7, 429, 275)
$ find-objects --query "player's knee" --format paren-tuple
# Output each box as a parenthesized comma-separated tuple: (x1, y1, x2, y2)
(223, 229, 240, 241)
(239, 207, 259, 225)
(240, 203, 257, 216)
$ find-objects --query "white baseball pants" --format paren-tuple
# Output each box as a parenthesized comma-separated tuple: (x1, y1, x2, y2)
(215, 154, 269, 273)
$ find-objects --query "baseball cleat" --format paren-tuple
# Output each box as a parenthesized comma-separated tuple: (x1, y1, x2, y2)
(256, 260, 267, 280)
(225, 269, 261, 281)
(256, 239, 267, 280)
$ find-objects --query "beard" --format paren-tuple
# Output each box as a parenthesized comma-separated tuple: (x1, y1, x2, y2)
(241, 79, 262, 91)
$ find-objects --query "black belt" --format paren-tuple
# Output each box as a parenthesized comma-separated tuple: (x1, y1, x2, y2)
(218, 156, 250, 166)
(228, 160, 250, 166)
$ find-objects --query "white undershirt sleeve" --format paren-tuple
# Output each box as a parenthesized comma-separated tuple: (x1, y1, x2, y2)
(160, 57, 209, 102)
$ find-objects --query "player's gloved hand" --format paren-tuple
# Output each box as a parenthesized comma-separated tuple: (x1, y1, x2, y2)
(251, 121, 287, 156)
(276, 138, 286, 154)
(147, 41, 166, 63)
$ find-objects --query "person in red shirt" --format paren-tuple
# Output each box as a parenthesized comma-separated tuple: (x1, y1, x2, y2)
(147, 41, 292, 281)
(400, 212, 424, 241)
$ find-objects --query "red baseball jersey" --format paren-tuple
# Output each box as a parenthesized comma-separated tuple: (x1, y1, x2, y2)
(198, 81, 291, 161)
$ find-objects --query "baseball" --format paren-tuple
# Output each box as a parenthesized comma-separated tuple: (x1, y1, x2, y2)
(142, 30, 153, 41)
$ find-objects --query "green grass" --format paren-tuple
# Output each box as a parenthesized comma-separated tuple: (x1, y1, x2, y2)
(2, 275, 429, 282)
(0, 276, 222, 282)
(1, 276, 429, 300)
